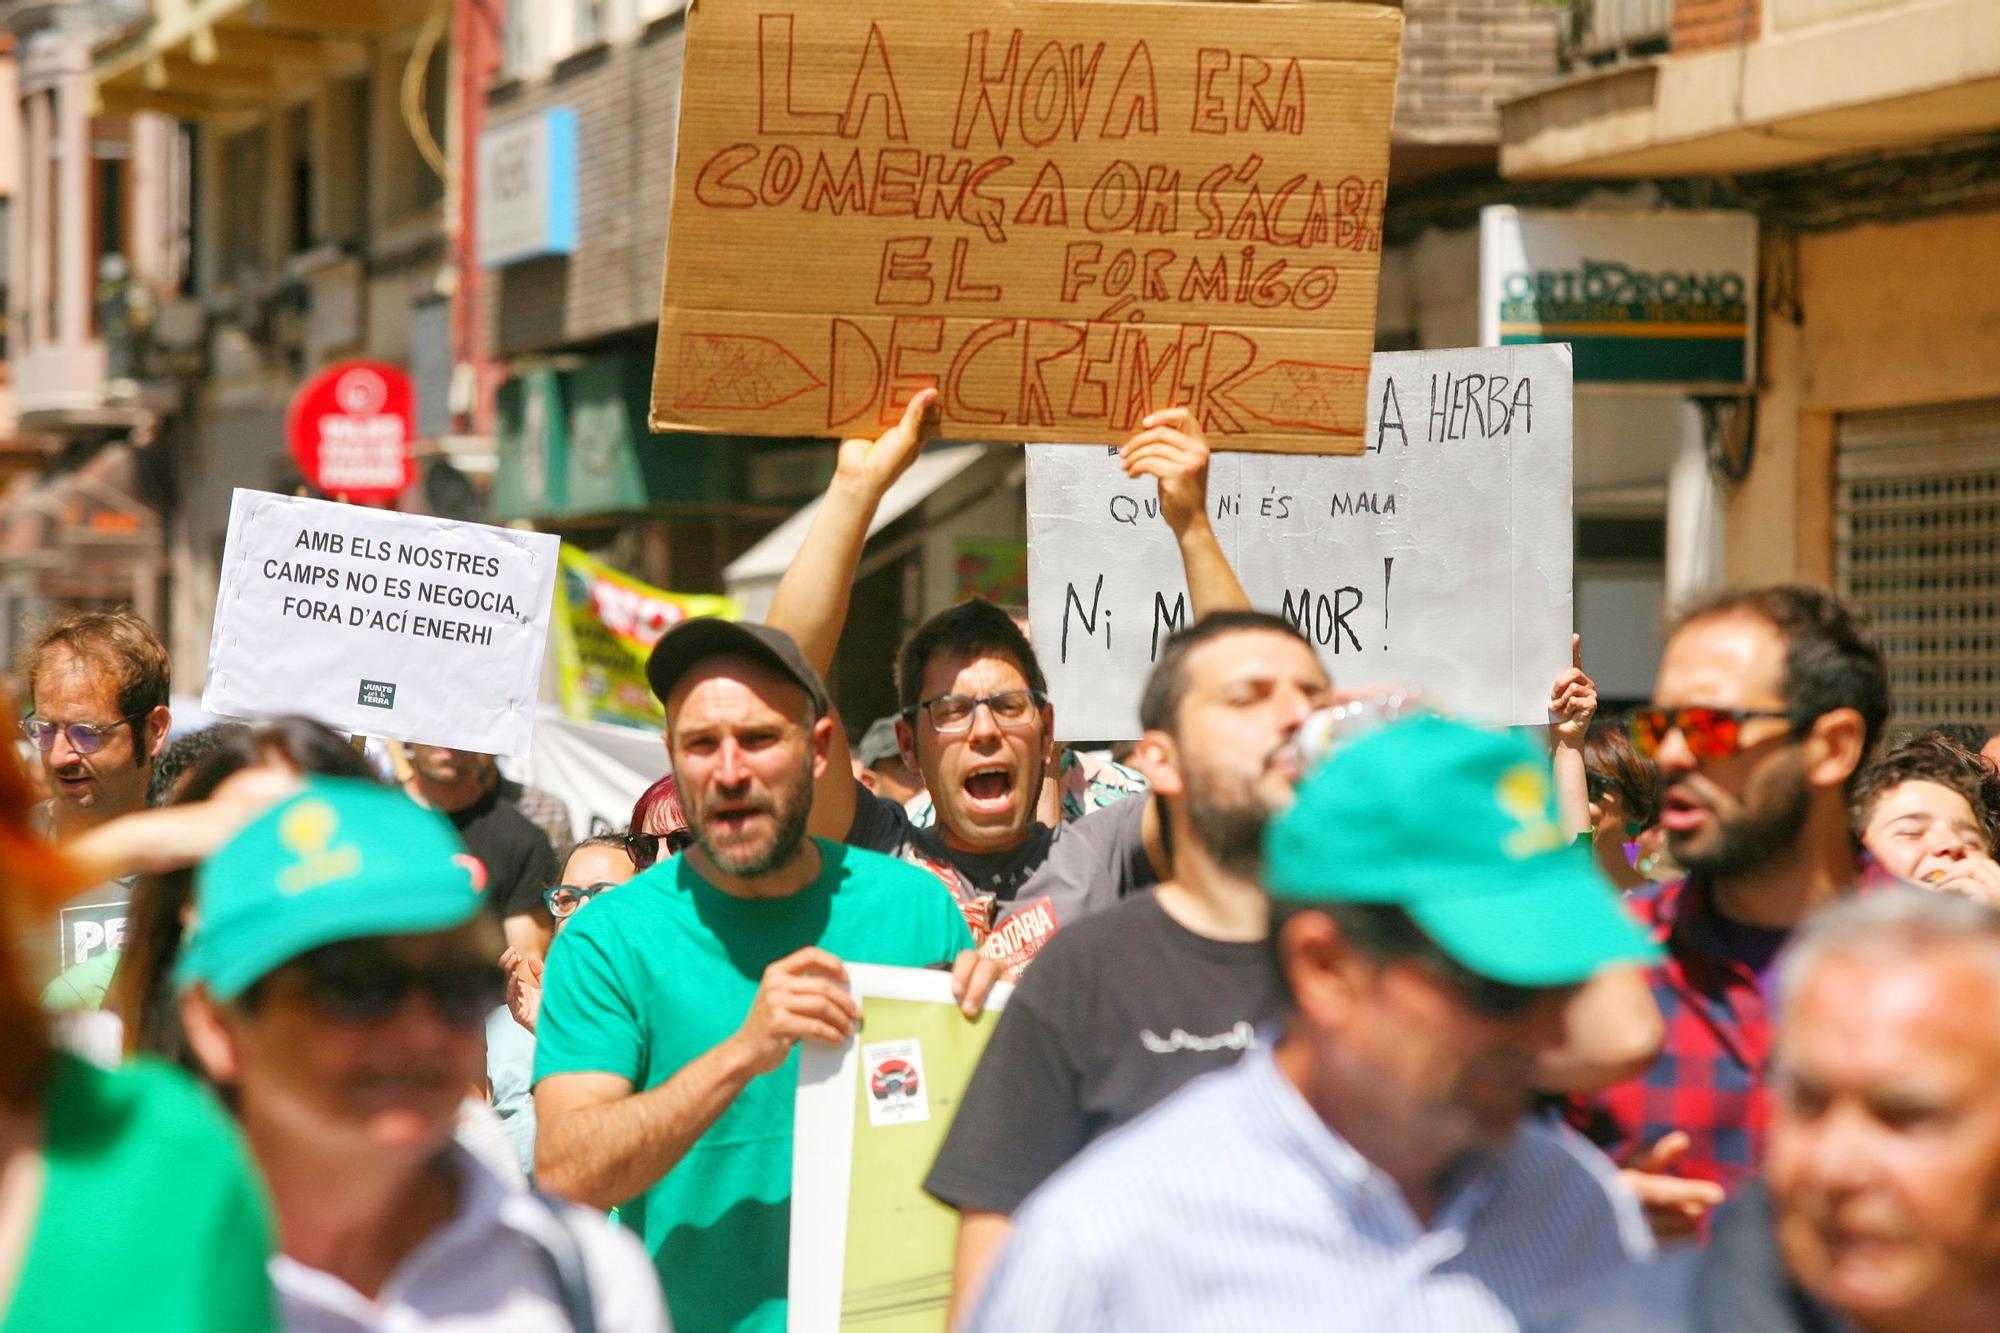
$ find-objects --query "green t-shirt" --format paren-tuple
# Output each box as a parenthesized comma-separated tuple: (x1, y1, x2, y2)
(534, 838, 973, 1333)
(4, 1052, 276, 1332)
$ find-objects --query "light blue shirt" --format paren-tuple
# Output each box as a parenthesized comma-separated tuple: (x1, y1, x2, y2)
(485, 1005, 537, 1181)
(968, 1044, 1653, 1332)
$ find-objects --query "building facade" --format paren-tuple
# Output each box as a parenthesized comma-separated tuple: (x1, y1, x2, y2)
(82, 0, 466, 687)
(1497, 0, 2000, 727)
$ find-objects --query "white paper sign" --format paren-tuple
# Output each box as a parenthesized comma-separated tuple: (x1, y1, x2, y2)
(203, 490, 560, 756)
(1028, 343, 1574, 740)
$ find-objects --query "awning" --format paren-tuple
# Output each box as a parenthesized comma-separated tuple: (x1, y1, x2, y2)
(724, 445, 994, 620)
(92, 0, 390, 119)
(1499, 0, 2000, 179)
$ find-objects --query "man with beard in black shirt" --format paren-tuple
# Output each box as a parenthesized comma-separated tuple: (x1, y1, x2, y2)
(924, 611, 1328, 1321)
(404, 743, 560, 957)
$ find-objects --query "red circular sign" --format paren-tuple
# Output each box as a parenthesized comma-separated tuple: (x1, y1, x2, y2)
(286, 360, 416, 505)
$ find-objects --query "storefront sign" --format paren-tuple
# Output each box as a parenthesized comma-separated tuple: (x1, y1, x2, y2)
(287, 361, 417, 505)
(552, 544, 740, 730)
(1479, 207, 1756, 387)
(649, 0, 1403, 453)
(1027, 343, 1575, 740)
(204, 490, 559, 755)
(479, 107, 580, 267)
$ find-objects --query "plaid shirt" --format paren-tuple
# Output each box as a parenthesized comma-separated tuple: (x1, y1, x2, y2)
(1568, 853, 1895, 1197)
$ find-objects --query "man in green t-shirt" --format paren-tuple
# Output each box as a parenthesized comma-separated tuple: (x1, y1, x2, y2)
(534, 619, 992, 1333)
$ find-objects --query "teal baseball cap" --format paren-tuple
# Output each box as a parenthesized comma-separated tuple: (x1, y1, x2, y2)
(177, 777, 486, 1000)
(1263, 715, 1660, 988)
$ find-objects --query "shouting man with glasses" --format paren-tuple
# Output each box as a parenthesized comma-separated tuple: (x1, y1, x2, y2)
(767, 389, 1250, 971)
(179, 778, 668, 1332)
(17, 609, 171, 989)
(1572, 585, 1897, 1239)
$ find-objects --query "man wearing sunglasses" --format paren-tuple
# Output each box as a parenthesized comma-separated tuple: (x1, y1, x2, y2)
(179, 778, 667, 1331)
(1573, 585, 1893, 1238)
(968, 717, 1661, 1330)
(17, 609, 171, 989)
(766, 390, 1249, 972)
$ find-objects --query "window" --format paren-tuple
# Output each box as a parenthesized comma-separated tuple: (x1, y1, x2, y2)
(503, 0, 534, 75)
(574, 0, 607, 48)
(219, 127, 268, 287)
(288, 103, 314, 254)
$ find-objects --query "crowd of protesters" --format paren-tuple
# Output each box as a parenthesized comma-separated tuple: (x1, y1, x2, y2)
(4, 391, 2000, 1332)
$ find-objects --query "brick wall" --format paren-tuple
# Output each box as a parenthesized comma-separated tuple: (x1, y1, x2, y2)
(1674, 0, 1761, 52)
(482, 17, 685, 357)
(1397, 0, 1563, 145)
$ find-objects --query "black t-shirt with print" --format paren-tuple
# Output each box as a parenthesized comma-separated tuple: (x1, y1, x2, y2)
(447, 786, 560, 919)
(924, 890, 1285, 1216)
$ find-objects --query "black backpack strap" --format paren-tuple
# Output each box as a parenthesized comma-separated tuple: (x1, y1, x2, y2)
(529, 1189, 600, 1333)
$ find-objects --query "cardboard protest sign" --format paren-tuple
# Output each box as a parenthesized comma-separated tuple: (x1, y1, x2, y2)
(791, 965, 1012, 1332)
(1027, 343, 1574, 740)
(651, 0, 1402, 454)
(203, 490, 559, 756)
(552, 544, 740, 730)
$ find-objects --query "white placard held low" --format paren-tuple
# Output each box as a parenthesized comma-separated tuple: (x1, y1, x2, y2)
(1028, 343, 1575, 740)
(203, 489, 560, 756)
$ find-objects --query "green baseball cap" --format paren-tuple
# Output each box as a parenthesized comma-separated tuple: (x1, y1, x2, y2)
(177, 778, 486, 1000)
(1263, 715, 1660, 987)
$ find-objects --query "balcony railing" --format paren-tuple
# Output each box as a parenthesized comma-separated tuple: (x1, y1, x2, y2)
(1567, 0, 1674, 60)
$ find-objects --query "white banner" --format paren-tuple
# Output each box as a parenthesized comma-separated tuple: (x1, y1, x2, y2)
(203, 490, 560, 756)
(1028, 344, 1574, 740)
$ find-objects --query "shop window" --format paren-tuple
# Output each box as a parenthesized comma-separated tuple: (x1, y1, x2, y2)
(219, 126, 269, 288)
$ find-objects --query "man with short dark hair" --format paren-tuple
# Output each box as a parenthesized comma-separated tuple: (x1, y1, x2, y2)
(532, 619, 988, 1332)
(17, 608, 172, 988)
(403, 744, 561, 960)
(1575, 584, 1898, 1233)
(767, 391, 1248, 967)
(966, 716, 1660, 1330)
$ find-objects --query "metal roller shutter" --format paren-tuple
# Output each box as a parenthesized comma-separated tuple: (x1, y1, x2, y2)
(1835, 399, 2000, 730)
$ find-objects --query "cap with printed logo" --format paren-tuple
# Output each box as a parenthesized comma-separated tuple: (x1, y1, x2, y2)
(1263, 715, 1660, 987)
(176, 777, 484, 999)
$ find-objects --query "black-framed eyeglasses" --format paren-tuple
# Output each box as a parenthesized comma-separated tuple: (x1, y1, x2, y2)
(902, 690, 1047, 734)
(543, 880, 623, 919)
(626, 828, 694, 871)
(21, 710, 151, 755)
(269, 940, 502, 1029)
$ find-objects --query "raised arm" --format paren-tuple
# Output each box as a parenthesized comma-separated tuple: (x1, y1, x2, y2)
(1549, 635, 1597, 836)
(767, 388, 939, 677)
(536, 946, 860, 1208)
(767, 390, 937, 840)
(1119, 407, 1251, 617)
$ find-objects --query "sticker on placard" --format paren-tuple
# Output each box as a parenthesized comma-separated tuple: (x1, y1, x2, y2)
(863, 1039, 930, 1127)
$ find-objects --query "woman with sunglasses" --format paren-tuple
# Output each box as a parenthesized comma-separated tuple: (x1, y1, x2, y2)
(625, 774, 694, 871)
(179, 778, 667, 1332)
(1583, 720, 1664, 894)
(0, 709, 277, 1332)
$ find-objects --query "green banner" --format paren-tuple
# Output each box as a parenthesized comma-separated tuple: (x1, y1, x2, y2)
(551, 544, 738, 729)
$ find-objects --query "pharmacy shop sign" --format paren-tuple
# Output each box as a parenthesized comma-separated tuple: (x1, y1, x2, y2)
(1479, 207, 1755, 388)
